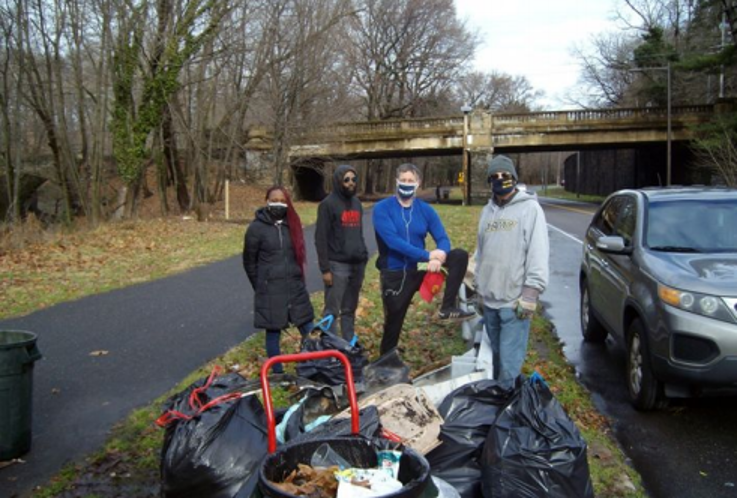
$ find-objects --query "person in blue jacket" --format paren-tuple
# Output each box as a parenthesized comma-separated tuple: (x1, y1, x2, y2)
(373, 163, 474, 355)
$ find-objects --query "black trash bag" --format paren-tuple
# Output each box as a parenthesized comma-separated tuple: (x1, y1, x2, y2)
(296, 330, 368, 386)
(159, 371, 268, 498)
(480, 373, 594, 498)
(279, 386, 344, 443)
(426, 378, 519, 498)
(362, 348, 411, 395)
(290, 405, 382, 443)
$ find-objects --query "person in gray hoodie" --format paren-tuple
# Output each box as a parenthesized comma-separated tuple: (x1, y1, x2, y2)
(315, 164, 368, 340)
(475, 155, 549, 380)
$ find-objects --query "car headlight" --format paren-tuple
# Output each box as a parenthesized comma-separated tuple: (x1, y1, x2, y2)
(658, 284, 736, 323)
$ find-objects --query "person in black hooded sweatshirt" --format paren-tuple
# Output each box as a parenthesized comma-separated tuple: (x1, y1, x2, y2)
(315, 165, 368, 341)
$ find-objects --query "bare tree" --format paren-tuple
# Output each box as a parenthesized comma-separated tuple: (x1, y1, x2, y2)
(257, 0, 353, 186)
(343, 0, 477, 193)
(0, 2, 25, 223)
(345, 0, 477, 120)
(456, 70, 543, 112)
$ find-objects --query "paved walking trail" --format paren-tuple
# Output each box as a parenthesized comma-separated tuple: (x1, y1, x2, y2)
(0, 213, 377, 497)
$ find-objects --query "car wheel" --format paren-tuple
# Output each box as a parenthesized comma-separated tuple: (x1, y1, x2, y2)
(626, 319, 664, 411)
(580, 283, 607, 342)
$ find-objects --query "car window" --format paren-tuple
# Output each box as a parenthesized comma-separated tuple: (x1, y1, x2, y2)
(646, 198, 737, 252)
(594, 198, 621, 236)
(593, 195, 635, 245)
(617, 197, 636, 245)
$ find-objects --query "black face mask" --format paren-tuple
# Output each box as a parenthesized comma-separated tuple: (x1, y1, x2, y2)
(267, 203, 288, 220)
(491, 177, 516, 196)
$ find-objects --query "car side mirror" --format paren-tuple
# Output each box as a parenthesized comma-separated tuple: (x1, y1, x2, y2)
(596, 235, 633, 255)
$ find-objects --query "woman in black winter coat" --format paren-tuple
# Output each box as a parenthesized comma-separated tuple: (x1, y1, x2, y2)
(243, 186, 314, 373)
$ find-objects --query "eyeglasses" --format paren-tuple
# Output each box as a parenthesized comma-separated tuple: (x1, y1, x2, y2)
(343, 176, 357, 184)
(488, 172, 513, 182)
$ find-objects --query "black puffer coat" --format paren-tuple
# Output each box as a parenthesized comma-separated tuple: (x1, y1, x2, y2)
(243, 208, 314, 330)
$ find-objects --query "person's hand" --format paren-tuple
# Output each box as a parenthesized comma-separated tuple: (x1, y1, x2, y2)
(515, 296, 537, 319)
(429, 249, 447, 264)
(427, 259, 443, 273)
(322, 272, 333, 287)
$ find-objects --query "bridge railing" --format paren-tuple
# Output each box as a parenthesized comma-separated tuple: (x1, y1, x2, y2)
(295, 105, 713, 141)
(492, 105, 713, 124)
(298, 116, 464, 140)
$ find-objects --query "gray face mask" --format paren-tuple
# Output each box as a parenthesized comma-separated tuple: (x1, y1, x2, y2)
(397, 181, 418, 199)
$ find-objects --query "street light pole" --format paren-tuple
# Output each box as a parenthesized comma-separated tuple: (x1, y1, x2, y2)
(666, 61, 672, 186)
(461, 104, 472, 206)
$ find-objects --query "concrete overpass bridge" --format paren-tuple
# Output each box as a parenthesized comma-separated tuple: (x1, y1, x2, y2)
(285, 104, 716, 160)
(243, 103, 724, 199)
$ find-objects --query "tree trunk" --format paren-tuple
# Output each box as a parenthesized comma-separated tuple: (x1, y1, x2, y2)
(162, 106, 188, 212)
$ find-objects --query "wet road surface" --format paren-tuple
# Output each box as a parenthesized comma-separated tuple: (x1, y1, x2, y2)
(539, 196, 737, 498)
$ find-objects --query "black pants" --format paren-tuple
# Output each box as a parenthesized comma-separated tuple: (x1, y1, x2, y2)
(323, 260, 366, 340)
(379, 248, 468, 355)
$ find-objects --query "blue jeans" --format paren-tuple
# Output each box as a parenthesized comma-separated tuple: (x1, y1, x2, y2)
(483, 306, 531, 381)
(266, 322, 313, 374)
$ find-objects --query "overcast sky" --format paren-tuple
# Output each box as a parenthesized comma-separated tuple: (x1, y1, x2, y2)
(455, 0, 619, 110)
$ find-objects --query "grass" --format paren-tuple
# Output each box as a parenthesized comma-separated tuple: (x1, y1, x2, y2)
(537, 186, 607, 203)
(0, 203, 318, 320)
(15, 202, 644, 497)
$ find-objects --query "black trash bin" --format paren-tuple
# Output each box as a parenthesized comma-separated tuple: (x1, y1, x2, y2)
(0, 330, 42, 460)
(259, 436, 431, 498)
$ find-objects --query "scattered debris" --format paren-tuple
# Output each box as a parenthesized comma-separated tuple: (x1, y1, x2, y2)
(611, 473, 637, 494)
(0, 458, 25, 470)
(271, 463, 339, 498)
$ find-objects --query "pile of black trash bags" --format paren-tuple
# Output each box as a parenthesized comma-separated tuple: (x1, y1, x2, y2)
(158, 332, 593, 498)
(426, 372, 594, 498)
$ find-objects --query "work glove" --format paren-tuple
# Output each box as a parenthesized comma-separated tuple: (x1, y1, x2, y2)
(515, 287, 539, 319)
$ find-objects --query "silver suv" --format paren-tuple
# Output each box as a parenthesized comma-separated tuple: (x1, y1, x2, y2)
(579, 187, 737, 410)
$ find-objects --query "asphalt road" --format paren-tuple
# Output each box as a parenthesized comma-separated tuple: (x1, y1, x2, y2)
(538, 195, 737, 498)
(0, 212, 378, 497)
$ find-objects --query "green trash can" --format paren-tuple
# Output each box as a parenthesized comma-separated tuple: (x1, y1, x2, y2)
(0, 330, 42, 460)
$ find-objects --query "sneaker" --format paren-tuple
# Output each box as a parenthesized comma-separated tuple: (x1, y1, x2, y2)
(438, 308, 476, 321)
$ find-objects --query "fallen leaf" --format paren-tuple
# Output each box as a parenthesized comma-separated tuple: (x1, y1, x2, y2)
(51, 388, 61, 395)
(700, 471, 708, 477)
(89, 350, 110, 356)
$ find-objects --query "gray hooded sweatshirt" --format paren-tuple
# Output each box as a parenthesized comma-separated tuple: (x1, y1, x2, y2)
(475, 190, 549, 309)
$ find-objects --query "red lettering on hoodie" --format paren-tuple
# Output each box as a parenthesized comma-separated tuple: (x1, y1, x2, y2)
(341, 210, 361, 228)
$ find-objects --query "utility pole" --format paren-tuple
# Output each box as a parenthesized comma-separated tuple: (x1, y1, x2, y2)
(720, 12, 727, 99)
(576, 151, 581, 198)
(461, 104, 472, 206)
(666, 61, 672, 186)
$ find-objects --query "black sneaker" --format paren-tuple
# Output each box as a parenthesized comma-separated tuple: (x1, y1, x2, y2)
(438, 308, 476, 321)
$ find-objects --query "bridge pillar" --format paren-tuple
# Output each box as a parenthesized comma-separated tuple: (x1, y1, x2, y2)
(469, 149, 492, 204)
